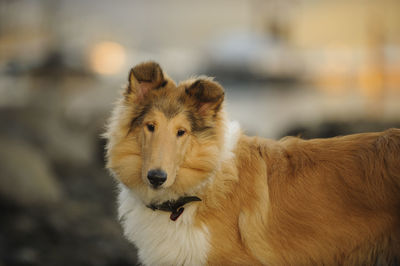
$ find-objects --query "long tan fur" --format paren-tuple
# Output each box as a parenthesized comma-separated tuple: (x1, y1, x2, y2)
(105, 61, 400, 265)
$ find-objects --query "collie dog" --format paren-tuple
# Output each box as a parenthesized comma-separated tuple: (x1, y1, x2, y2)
(104, 61, 400, 265)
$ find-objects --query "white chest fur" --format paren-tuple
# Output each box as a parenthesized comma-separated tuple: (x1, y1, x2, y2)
(118, 185, 210, 266)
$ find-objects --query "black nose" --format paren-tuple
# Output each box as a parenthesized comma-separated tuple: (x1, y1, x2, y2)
(147, 169, 167, 188)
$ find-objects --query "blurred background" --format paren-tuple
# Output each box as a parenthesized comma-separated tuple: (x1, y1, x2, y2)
(0, 0, 400, 265)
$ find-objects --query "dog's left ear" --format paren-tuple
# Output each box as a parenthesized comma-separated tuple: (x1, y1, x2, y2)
(185, 79, 224, 114)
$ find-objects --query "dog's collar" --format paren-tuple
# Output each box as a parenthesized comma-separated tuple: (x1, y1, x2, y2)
(147, 196, 201, 221)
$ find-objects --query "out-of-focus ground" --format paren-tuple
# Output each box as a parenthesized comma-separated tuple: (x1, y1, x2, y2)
(1, 0, 400, 265)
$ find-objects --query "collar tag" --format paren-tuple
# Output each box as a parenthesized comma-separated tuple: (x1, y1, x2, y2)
(170, 207, 184, 221)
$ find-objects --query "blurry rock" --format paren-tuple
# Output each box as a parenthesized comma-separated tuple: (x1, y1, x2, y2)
(34, 113, 95, 166)
(14, 213, 39, 233)
(14, 247, 38, 265)
(0, 108, 95, 166)
(0, 138, 62, 207)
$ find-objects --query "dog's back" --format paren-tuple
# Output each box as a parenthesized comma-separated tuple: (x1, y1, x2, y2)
(254, 128, 400, 265)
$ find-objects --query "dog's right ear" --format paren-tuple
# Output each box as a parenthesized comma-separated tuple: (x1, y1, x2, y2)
(125, 61, 166, 102)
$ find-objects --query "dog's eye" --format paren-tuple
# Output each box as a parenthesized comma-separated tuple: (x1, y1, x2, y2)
(177, 129, 186, 137)
(147, 124, 155, 132)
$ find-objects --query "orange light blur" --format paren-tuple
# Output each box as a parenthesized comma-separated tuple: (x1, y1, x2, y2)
(89, 41, 126, 75)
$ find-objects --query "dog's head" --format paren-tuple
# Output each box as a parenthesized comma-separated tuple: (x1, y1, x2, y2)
(105, 62, 225, 203)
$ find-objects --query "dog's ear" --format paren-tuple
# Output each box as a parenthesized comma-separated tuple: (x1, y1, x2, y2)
(126, 61, 167, 101)
(185, 79, 224, 115)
